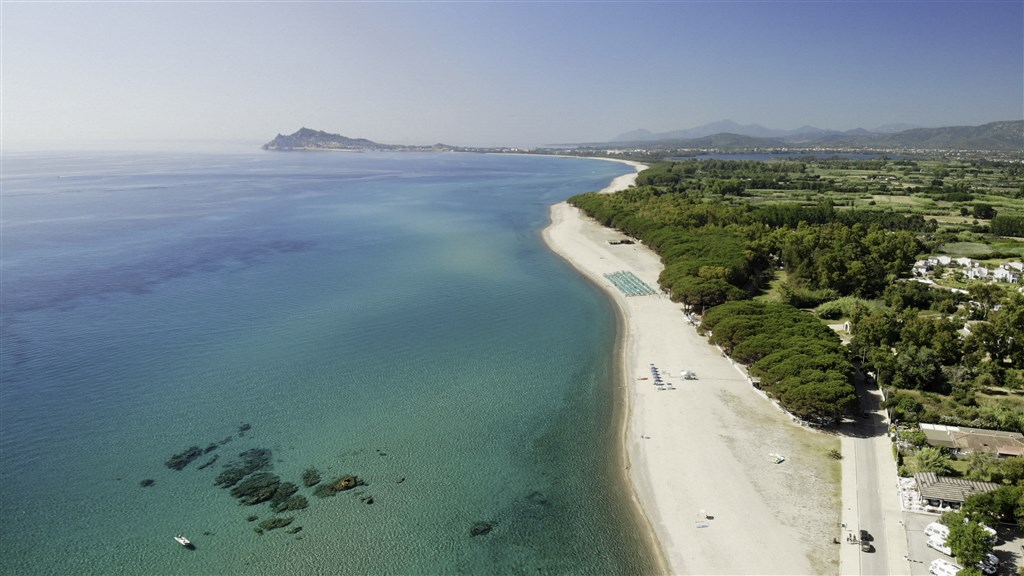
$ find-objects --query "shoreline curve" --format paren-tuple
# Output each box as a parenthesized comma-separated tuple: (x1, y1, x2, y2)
(542, 158, 840, 575)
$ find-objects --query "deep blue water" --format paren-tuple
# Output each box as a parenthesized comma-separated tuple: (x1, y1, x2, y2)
(0, 151, 654, 575)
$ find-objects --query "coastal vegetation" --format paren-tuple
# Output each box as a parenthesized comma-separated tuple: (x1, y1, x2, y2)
(569, 156, 1024, 427)
(699, 301, 857, 424)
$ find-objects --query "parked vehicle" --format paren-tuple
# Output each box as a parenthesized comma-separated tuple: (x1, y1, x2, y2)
(928, 558, 961, 576)
(977, 552, 999, 575)
(926, 535, 952, 556)
(924, 522, 949, 540)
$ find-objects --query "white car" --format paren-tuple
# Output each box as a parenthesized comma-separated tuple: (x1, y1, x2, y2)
(929, 558, 961, 576)
(927, 535, 952, 556)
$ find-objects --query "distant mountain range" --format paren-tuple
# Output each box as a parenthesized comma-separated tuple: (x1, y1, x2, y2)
(611, 120, 1023, 152)
(265, 121, 1023, 154)
(613, 119, 924, 141)
(263, 128, 453, 151)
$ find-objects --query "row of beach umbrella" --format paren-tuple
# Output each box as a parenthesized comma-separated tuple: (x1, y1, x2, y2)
(605, 271, 656, 297)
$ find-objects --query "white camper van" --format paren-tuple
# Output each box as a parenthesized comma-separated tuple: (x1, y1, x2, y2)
(928, 558, 961, 576)
(924, 522, 949, 540)
(926, 535, 952, 556)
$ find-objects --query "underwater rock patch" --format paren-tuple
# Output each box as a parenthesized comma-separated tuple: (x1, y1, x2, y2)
(526, 491, 551, 508)
(312, 484, 337, 498)
(139, 479, 155, 488)
(470, 522, 494, 537)
(215, 448, 272, 488)
(272, 495, 309, 512)
(271, 482, 298, 503)
(197, 455, 219, 470)
(230, 472, 281, 505)
(257, 516, 293, 532)
(301, 467, 321, 487)
(165, 446, 203, 470)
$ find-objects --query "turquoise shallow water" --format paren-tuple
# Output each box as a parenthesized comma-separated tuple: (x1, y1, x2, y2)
(0, 151, 655, 575)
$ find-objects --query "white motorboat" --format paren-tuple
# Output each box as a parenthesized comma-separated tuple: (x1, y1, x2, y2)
(174, 534, 194, 548)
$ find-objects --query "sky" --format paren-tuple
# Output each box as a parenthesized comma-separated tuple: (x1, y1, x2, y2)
(2, 1, 1022, 148)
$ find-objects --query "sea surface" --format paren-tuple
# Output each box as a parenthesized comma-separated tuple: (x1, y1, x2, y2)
(0, 150, 655, 575)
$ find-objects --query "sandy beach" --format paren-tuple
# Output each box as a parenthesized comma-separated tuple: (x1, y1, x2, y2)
(543, 160, 840, 574)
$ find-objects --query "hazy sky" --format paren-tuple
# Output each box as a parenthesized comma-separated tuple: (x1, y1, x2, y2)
(3, 1, 1022, 148)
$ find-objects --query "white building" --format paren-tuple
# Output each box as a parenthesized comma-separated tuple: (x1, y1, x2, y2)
(993, 265, 1021, 283)
(966, 266, 989, 280)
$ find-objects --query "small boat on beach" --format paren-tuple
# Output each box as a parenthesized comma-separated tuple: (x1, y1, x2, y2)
(174, 534, 195, 549)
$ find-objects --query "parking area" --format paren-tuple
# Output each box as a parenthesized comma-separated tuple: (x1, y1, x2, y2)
(903, 511, 1024, 575)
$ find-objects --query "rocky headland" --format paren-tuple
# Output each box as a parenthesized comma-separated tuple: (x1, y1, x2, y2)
(262, 128, 454, 152)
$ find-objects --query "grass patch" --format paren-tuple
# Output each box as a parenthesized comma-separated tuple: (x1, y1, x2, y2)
(755, 270, 789, 302)
(937, 242, 993, 256)
(947, 459, 970, 476)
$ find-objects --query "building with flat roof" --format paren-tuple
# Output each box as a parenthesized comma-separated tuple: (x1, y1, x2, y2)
(919, 423, 1024, 458)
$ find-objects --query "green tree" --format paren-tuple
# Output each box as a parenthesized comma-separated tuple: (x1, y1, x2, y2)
(947, 519, 994, 569)
(892, 345, 946, 392)
(670, 276, 745, 312)
(972, 204, 996, 219)
(997, 456, 1024, 485)
(913, 446, 952, 474)
(965, 451, 997, 482)
(991, 294, 1024, 367)
(850, 310, 902, 362)
(900, 428, 928, 447)
(961, 484, 1024, 527)
(991, 214, 1024, 237)
(968, 283, 1004, 319)
(886, 393, 924, 423)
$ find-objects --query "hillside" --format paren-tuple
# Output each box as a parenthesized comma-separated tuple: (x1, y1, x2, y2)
(262, 128, 384, 150)
(611, 120, 1023, 152)
(877, 120, 1024, 150)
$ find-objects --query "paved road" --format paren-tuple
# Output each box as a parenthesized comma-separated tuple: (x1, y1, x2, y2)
(841, 374, 910, 576)
(854, 397, 890, 575)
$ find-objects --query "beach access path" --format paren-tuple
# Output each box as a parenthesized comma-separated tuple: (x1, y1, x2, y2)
(543, 160, 841, 574)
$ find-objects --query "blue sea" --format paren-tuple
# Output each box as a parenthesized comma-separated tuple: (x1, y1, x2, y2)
(0, 150, 656, 575)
